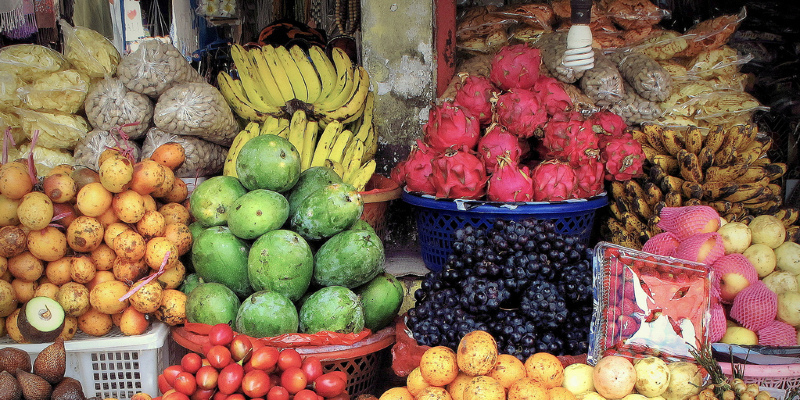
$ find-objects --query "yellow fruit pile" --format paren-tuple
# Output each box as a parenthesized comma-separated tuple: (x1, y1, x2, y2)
(0, 142, 193, 342)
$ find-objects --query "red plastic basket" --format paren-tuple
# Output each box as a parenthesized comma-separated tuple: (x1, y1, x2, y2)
(359, 174, 402, 240)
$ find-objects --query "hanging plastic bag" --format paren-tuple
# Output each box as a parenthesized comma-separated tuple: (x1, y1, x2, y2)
(153, 82, 239, 146)
(84, 78, 153, 139)
(141, 127, 226, 178)
(60, 19, 120, 79)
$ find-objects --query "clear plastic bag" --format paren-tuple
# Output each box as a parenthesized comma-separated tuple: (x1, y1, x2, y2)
(588, 242, 712, 364)
(59, 19, 120, 79)
(13, 108, 90, 150)
(0, 109, 25, 145)
(153, 82, 239, 146)
(686, 46, 752, 80)
(535, 32, 585, 83)
(13, 142, 75, 177)
(19, 69, 90, 114)
(610, 51, 672, 102)
(602, 0, 670, 30)
(633, 30, 690, 60)
(580, 50, 625, 107)
(0, 44, 67, 82)
(141, 127, 226, 178)
(456, 6, 519, 54)
(610, 82, 663, 125)
(0, 74, 22, 110)
(73, 129, 143, 170)
(116, 39, 199, 98)
(676, 9, 746, 58)
(84, 78, 153, 139)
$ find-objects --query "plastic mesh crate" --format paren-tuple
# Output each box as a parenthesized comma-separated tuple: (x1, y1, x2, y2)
(0, 322, 169, 399)
(402, 190, 608, 271)
(720, 362, 800, 400)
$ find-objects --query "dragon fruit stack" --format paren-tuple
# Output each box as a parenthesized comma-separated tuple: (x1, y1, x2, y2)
(391, 43, 644, 201)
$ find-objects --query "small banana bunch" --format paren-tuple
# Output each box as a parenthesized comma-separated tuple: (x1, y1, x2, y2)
(604, 122, 789, 249)
(224, 94, 378, 191)
(217, 43, 371, 125)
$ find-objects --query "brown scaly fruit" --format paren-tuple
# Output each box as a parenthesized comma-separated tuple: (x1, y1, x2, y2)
(33, 337, 65, 385)
(0, 370, 22, 400)
(51, 377, 85, 400)
(0, 347, 31, 376)
(15, 370, 51, 400)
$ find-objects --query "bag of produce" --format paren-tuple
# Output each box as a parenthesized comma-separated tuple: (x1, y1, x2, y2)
(142, 127, 226, 177)
(603, 0, 668, 30)
(116, 39, 203, 98)
(19, 69, 90, 114)
(580, 50, 625, 107)
(153, 82, 239, 146)
(0, 110, 25, 144)
(84, 77, 153, 139)
(610, 83, 662, 125)
(676, 9, 746, 58)
(0, 44, 67, 82)
(0, 74, 22, 110)
(13, 108, 90, 150)
(10, 143, 75, 176)
(59, 19, 120, 79)
(634, 30, 689, 60)
(73, 129, 143, 170)
(610, 51, 672, 102)
(535, 32, 585, 83)
(686, 46, 751, 80)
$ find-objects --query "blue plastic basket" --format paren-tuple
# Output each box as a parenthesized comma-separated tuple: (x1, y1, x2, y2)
(402, 190, 608, 272)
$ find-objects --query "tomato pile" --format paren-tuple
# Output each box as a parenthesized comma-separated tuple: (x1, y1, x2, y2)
(156, 324, 350, 400)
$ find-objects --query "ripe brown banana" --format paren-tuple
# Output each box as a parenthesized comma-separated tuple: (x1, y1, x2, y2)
(643, 182, 663, 207)
(787, 225, 800, 243)
(684, 126, 703, 155)
(631, 197, 653, 220)
(736, 141, 763, 165)
(649, 164, 668, 184)
(752, 157, 770, 167)
(698, 147, 715, 170)
(703, 125, 726, 154)
(609, 202, 626, 221)
(714, 146, 737, 166)
(723, 184, 765, 203)
(625, 180, 647, 200)
(702, 181, 738, 200)
(641, 144, 660, 162)
(651, 155, 680, 174)
(755, 134, 773, 156)
(664, 191, 682, 207)
(662, 128, 685, 157)
(682, 180, 704, 200)
(678, 149, 703, 183)
(739, 215, 755, 225)
(684, 198, 703, 206)
(774, 207, 800, 227)
(630, 129, 648, 145)
(707, 201, 733, 213)
(610, 181, 627, 201)
(765, 163, 787, 181)
(642, 123, 669, 154)
(654, 201, 666, 217)
(735, 166, 767, 184)
(647, 215, 663, 237)
(735, 123, 759, 151)
(705, 164, 748, 183)
(768, 184, 782, 199)
(661, 175, 685, 194)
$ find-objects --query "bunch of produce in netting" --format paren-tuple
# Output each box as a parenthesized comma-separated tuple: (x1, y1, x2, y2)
(406, 218, 594, 360)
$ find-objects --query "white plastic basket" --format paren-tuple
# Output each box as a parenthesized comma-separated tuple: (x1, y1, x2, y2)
(720, 362, 800, 400)
(0, 322, 169, 399)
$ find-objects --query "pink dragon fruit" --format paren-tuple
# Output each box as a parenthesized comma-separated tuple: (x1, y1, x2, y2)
(494, 89, 548, 138)
(429, 146, 488, 199)
(589, 111, 627, 137)
(601, 133, 645, 181)
(530, 160, 576, 201)
(532, 76, 572, 115)
(540, 112, 600, 167)
(453, 73, 497, 125)
(423, 101, 480, 151)
(573, 159, 605, 199)
(391, 140, 438, 195)
(489, 44, 541, 91)
(487, 156, 534, 202)
(477, 124, 523, 174)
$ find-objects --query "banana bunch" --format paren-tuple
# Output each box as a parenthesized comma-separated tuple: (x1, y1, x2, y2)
(223, 97, 378, 191)
(603, 122, 789, 249)
(217, 44, 371, 126)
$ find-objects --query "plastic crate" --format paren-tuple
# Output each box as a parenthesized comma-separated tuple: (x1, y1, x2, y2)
(0, 322, 170, 399)
(402, 190, 608, 271)
(719, 362, 800, 400)
(359, 174, 402, 240)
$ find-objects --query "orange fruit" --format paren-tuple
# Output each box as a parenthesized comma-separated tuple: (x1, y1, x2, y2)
(420, 346, 459, 387)
(525, 352, 564, 389)
(379, 387, 415, 400)
(488, 354, 527, 388)
(508, 378, 551, 400)
(407, 367, 429, 396)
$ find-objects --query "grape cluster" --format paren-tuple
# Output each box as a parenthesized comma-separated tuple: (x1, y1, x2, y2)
(406, 218, 594, 359)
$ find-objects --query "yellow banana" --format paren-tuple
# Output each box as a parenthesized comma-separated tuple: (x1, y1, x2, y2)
(320, 66, 370, 123)
(327, 129, 354, 164)
(342, 139, 365, 183)
(641, 123, 668, 154)
(301, 120, 319, 171)
(349, 159, 376, 191)
(353, 92, 375, 142)
(289, 45, 323, 104)
(311, 121, 343, 167)
(308, 45, 338, 103)
(217, 71, 271, 121)
(260, 115, 280, 136)
(261, 45, 296, 103)
(363, 123, 379, 161)
(224, 125, 260, 177)
(317, 47, 355, 107)
(274, 45, 308, 102)
(324, 159, 345, 179)
(703, 124, 726, 154)
(287, 110, 308, 155)
(249, 48, 290, 108)
(684, 126, 703, 155)
(230, 45, 277, 111)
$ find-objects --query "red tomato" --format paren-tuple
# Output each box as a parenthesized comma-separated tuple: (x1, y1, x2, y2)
(326, 392, 350, 400)
(190, 388, 215, 400)
(292, 389, 318, 400)
(225, 395, 246, 400)
(250, 346, 280, 371)
(326, 371, 348, 384)
(174, 372, 197, 396)
(277, 349, 302, 371)
(280, 367, 307, 394)
(230, 335, 253, 363)
(201, 358, 212, 367)
(313, 374, 346, 398)
(241, 369, 272, 398)
(163, 391, 190, 400)
(181, 353, 203, 374)
(269, 374, 280, 388)
(208, 323, 235, 346)
(158, 374, 173, 394)
(217, 362, 245, 394)
(195, 366, 219, 390)
(212, 392, 227, 400)
(300, 358, 323, 383)
(207, 345, 232, 369)
(163, 365, 184, 386)
(266, 386, 290, 400)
